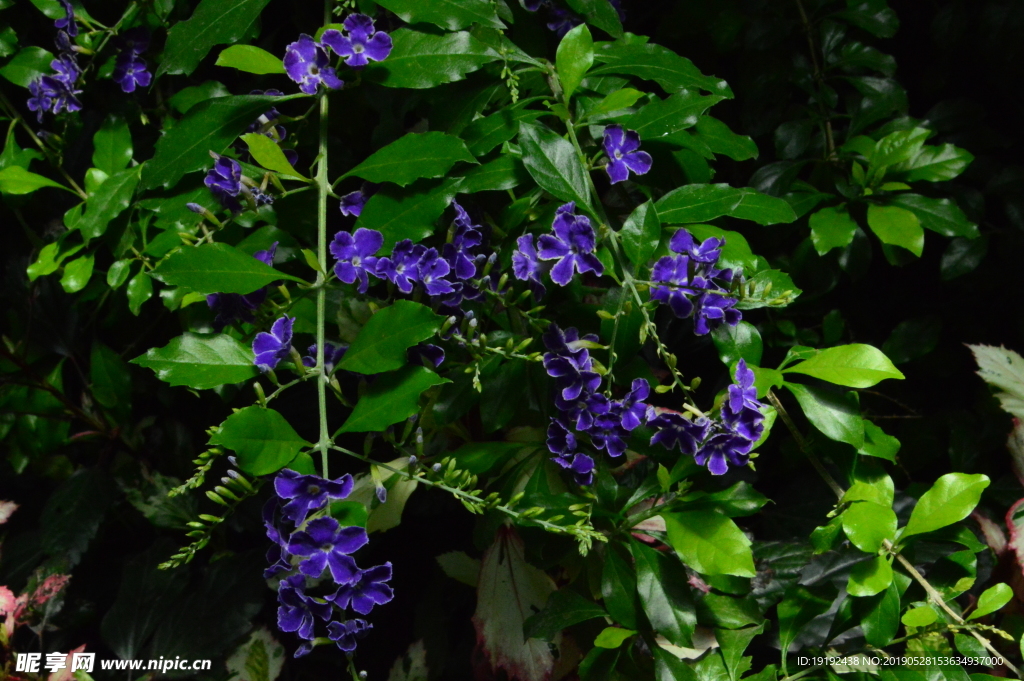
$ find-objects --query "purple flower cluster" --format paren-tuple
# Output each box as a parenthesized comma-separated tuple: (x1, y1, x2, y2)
(26, 2, 82, 122)
(265, 469, 393, 657)
(283, 15, 391, 94)
(647, 360, 765, 475)
(520, 0, 624, 35)
(339, 183, 379, 218)
(112, 28, 152, 93)
(542, 324, 650, 485)
(603, 125, 652, 184)
(650, 228, 742, 335)
(513, 202, 604, 290)
(253, 316, 295, 372)
(207, 243, 278, 331)
(204, 155, 273, 213)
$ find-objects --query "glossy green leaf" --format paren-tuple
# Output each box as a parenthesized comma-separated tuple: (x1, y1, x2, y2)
(664, 510, 756, 577)
(338, 301, 445, 375)
(968, 583, 1012, 620)
(655, 184, 794, 225)
(60, 254, 94, 293)
(355, 178, 464, 251)
(847, 556, 893, 597)
(0, 46, 53, 87)
(786, 383, 865, 448)
(0, 26, 18, 58)
(92, 116, 133, 176)
(858, 420, 901, 462)
(736, 269, 801, 310)
(343, 132, 476, 187)
(0, 165, 68, 194)
(591, 33, 731, 96)
(566, 0, 623, 38)
(695, 116, 758, 161)
(619, 200, 660, 266)
(339, 366, 450, 434)
(901, 605, 937, 627)
(168, 80, 232, 114)
(556, 24, 594, 101)
(141, 93, 305, 190)
(106, 260, 132, 289)
(680, 482, 769, 518)
(126, 270, 153, 315)
(784, 343, 904, 388)
(90, 342, 131, 409)
(871, 128, 930, 169)
(594, 627, 635, 649)
(210, 406, 310, 476)
(842, 501, 897, 553)
(215, 44, 284, 74)
(941, 236, 988, 281)
(778, 585, 835, 662)
(131, 332, 258, 389)
(631, 539, 697, 647)
(584, 88, 645, 121)
(713, 322, 763, 367)
(364, 28, 499, 89)
(157, 0, 273, 77)
(601, 544, 639, 629)
(79, 166, 141, 241)
(894, 144, 974, 182)
(456, 156, 529, 193)
(375, 0, 503, 30)
(886, 194, 978, 238)
(867, 203, 924, 256)
(809, 205, 858, 255)
(240, 133, 304, 178)
(903, 472, 991, 538)
(150, 242, 303, 294)
(622, 91, 725, 140)
(462, 107, 545, 156)
(861, 580, 900, 646)
(522, 590, 606, 640)
(518, 122, 592, 210)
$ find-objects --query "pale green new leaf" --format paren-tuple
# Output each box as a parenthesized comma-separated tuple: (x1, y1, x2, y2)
(902, 472, 990, 538)
(783, 343, 904, 388)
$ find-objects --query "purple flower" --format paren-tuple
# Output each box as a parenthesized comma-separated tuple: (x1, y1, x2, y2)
(603, 125, 652, 184)
(547, 4, 582, 36)
(286, 516, 367, 583)
(544, 352, 601, 401)
(283, 34, 344, 95)
(547, 419, 594, 486)
(339, 183, 378, 217)
(670, 229, 723, 263)
(537, 203, 604, 286)
(443, 202, 483, 280)
(542, 324, 598, 365)
(303, 342, 348, 373)
(618, 379, 650, 431)
(331, 228, 383, 293)
(327, 619, 371, 652)
(112, 53, 151, 93)
(696, 431, 754, 475)
(274, 469, 355, 524)
(330, 563, 394, 615)
(50, 54, 79, 86)
(417, 248, 455, 296)
(588, 412, 629, 457)
(55, 0, 77, 37)
(27, 74, 81, 121)
(649, 412, 710, 455)
(512, 234, 546, 298)
(555, 391, 609, 432)
(650, 255, 697, 318)
(721, 360, 765, 442)
(277, 575, 333, 641)
(692, 291, 741, 336)
(520, 0, 546, 10)
(321, 14, 393, 69)
(376, 239, 424, 294)
(205, 156, 243, 212)
(27, 80, 55, 122)
(409, 343, 445, 368)
(253, 316, 295, 372)
(554, 451, 595, 486)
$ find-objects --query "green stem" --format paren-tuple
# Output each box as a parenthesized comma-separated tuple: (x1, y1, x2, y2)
(766, 389, 845, 500)
(314, 88, 330, 478)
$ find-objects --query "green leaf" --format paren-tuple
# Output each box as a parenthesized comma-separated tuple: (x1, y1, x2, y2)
(620, 91, 725, 139)
(518, 122, 592, 210)
(209, 406, 310, 476)
(92, 116, 133, 176)
(375, 0, 503, 30)
(685, 224, 757, 271)
(556, 24, 594, 101)
(584, 88, 645, 121)
(778, 585, 835, 662)
(842, 501, 897, 553)
(215, 44, 284, 74)
(713, 322, 763, 367)
(90, 342, 131, 409)
(860, 580, 900, 646)
(0, 46, 53, 87)
(462, 106, 545, 156)
(664, 510, 756, 577)
(847, 556, 893, 597)
(130, 332, 258, 389)
(79, 166, 141, 241)
(619, 200, 660, 266)
(594, 627, 635, 649)
(241, 133, 305, 178)
(0, 165, 67, 194)
(157, 0, 273, 77)
(565, 0, 624, 38)
(901, 605, 938, 627)
(631, 539, 697, 647)
(867, 203, 924, 256)
(41, 468, 116, 565)
(338, 301, 445, 375)
(522, 590, 606, 641)
(893, 144, 973, 182)
(364, 28, 499, 89)
(654, 184, 793, 225)
(343, 132, 477, 187)
(0, 26, 18, 59)
(126, 270, 153, 315)
(60, 254, 94, 293)
(695, 116, 759, 161)
(141, 93, 306, 191)
(150, 242, 303, 294)
(168, 80, 232, 114)
(339, 366, 450, 433)
(28, 242, 69, 282)
(902, 472, 991, 539)
(809, 205, 858, 255)
(858, 420, 901, 462)
(736, 269, 802, 310)
(785, 382, 864, 448)
(871, 128, 930, 169)
(457, 156, 529, 193)
(106, 259, 132, 289)
(591, 33, 731, 96)
(783, 344, 904, 388)
(355, 178, 464, 251)
(886, 194, 978, 238)
(941, 236, 988, 281)
(968, 583, 1012, 620)
(835, 2, 899, 38)
(601, 545, 640, 629)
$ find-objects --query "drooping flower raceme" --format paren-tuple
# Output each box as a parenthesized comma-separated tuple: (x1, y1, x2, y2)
(27, 2, 83, 121)
(283, 34, 344, 95)
(253, 316, 295, 372)
(55, 0, 77, 37)
(603, 125, 652, 184)
(537, 203, 604, 286)
(204, 156, 244, 212)
(321, 14, 393, 69)
(112, 28, 152, 93)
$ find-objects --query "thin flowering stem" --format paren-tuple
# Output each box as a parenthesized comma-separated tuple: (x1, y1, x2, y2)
(315, 29, 331, 478)
(0, 90, 87, 199)
(765, 390, 845, 500)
